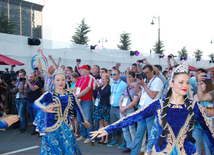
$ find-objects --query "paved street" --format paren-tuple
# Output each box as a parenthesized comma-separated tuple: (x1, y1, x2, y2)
(0, 127, 126, 155)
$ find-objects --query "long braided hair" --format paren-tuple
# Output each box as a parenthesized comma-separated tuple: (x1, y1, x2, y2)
(158, 73, 195, 147)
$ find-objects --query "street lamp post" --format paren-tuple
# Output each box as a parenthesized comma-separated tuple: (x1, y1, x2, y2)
(98, 38, 108, 48)
(151, 16, 160, 42)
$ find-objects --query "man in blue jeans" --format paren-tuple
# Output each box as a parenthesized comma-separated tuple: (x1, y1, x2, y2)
(132, 64, 163, 155)
(75, 65, 94, 144)
(25, 72, 42, 135)
(15, 70, 28, 133)
(108, 68, 127, 148)
(119, 70, 139, 153)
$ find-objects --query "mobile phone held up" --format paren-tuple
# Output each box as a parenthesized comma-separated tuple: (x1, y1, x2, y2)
(203, 74, 211, 79)
(116, 63, 121, 67)
(34, 67, 38, 70)
(76, 59, 81, 62)
(138, 60, 144, 63)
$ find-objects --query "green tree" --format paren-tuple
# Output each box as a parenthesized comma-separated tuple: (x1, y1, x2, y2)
(0, 9, 17, 34)
(71, 18, 91, 45)
(177, 46, 188, 57)
(152, 40, 164, 54)
(194, 49, 203, 59)
(117, 31, 131, 50)
(208, 53, 214, 60)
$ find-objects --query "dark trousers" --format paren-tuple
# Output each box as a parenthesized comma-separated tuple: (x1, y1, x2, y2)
(27, 102, 37, 131)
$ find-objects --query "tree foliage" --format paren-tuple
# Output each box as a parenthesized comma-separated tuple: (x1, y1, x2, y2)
(71, 18, 91, 45)
(194, 49, 203, 59)
(117, 31, 132, 50)
(208, 53, 214, 60)
(152, 40, 165, 54)
(177, 46, 188, 57)
(0, 9, 17, 34)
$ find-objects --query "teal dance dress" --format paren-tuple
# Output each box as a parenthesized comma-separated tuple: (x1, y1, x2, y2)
(33, 90, 87, 155)
(99, 99, 214, 155)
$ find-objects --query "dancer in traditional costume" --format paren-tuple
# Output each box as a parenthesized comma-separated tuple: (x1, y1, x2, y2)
(34, 68, 90, 155)
(91, 62, 214, 155)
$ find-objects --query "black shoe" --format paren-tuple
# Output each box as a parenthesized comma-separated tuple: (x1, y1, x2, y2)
(31, 131, 38, 135)
(122, 148, 131, 153)
(19, 129, 26, 133)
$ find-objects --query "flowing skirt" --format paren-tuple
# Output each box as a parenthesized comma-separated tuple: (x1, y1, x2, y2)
(40, 122, 82, 155)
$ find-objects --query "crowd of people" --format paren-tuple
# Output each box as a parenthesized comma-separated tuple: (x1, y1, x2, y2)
(0, 54, 214, 155)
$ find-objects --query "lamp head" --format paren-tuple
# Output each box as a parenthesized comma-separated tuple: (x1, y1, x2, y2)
(90, 45, 99, 50)
(151, 20, 154, 25)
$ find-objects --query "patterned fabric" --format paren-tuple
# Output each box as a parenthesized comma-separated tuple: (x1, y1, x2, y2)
(34, 90, 85, 135)
(0, 120, 8, 130)
(195, 101, 213, 129)
(40, 121, 81, 155)
(174, 61, 188, 73)
(161, 72, 172, 101)
(145, 116, 159, 154)
(34, 90, 87, 154)
(93, 104, 110, 122)
(100, 99, 214, 154)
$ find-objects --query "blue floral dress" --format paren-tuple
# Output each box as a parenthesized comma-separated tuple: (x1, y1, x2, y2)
(33, 91, 86, 155)
(99, 99, 214, 154)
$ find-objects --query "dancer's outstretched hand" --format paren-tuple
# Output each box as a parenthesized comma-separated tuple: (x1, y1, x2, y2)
(44, 103, 60, 113)
(82, 121, 91, 129)
(90, 130, 108, 140)
(1, 115, 19, 127)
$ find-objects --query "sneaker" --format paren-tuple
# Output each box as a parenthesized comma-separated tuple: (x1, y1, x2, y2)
(84, 138, 91, 144)
(118, 143, 126, 148)
(107, 141, 119, 147)
(74, 133, 80, 138)
(19, 129, 26, 134)
(77, 136, 86, 141)
(122, 148, 131, 153)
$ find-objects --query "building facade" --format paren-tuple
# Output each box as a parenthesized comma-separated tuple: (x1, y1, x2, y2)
(0, 0, 43, 38)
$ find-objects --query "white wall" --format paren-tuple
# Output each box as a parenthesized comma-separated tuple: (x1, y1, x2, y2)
(0, 33, 213, 75)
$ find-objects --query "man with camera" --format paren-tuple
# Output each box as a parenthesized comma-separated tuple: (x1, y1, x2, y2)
(190, 68, 207, 95)
(137, 58, 166, 86)
(14, 70, 28, 133)
(25, 72, 42, 135)
(132, 63, 164, 155)
(167, 54, 178, 74)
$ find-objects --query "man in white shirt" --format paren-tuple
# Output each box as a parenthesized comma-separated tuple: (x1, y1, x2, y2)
(131, 64, 164, 155)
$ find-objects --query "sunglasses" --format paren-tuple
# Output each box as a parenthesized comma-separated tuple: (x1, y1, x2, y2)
(111, 73, 117, 76)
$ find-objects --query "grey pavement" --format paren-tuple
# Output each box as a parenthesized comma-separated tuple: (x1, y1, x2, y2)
(0, 127, 126, 155)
